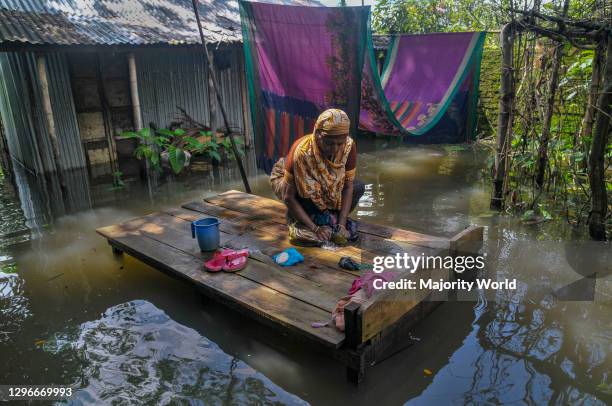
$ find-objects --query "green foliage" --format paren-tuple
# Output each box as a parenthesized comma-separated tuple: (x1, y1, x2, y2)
(120, 128, 174, 171)
(219, 136, 245, 161)
(119, 127, 244, 175)
(166, 145, 187, 175)
(109, 171, 125, 190)
(371, 0, 610, 234)
(372, 0, 507, 34)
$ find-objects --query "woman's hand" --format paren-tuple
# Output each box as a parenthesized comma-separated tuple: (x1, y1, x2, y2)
(314, 225, 332, 241)
(337, 224, 350, 239)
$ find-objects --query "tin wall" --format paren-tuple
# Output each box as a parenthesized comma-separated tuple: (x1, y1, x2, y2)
(0, 52, 87, 174)
(135, 48, 252, 142)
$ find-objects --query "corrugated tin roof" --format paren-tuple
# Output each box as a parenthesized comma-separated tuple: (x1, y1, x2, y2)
(0, 0, 322, 46)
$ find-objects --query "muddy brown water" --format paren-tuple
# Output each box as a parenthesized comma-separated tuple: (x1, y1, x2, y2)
(0, 141, 609, 405)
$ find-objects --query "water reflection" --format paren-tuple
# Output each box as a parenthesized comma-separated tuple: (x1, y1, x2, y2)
(0, 266, 31, 344)
(409, 295, 610, 405)
(46, 300, 307, 405)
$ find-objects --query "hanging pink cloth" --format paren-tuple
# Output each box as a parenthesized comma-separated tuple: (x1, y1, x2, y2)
(312, 271, 398, 331)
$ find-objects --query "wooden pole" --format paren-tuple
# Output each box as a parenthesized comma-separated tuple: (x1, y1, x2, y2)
(239, 49, 253, 148)
(191, 0, 251, 193)
(128, 52, 155, 202)
(588, 36, 611, 241)
(128, 53, 143, 131)
(207, 53, 218, 132)
(490, 23, 516, 210)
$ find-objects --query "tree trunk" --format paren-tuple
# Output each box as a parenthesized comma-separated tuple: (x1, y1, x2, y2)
(535, 0, 569, 189)
(588, 37, 611, 241)
(491, 23, 516, 210)
(579, 40, 604, 144)
(534, 41, 563, 189)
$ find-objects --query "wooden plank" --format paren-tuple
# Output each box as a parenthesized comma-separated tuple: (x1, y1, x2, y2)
(357, 267, 454, 343)
(358, 275, 430, 343)
(96, 227, 344, 348)
(450, 225, 484, 256)
(98, 212, 344, 313)
(205, 190, 448, 248)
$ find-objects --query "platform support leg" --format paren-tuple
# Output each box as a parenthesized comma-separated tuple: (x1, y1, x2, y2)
(346, 364, 365, 385)
(111, 246, 124, 256)
(344, 302, 366, 384)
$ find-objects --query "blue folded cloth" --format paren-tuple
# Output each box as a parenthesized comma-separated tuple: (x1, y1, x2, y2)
(273, 247, 304, 266)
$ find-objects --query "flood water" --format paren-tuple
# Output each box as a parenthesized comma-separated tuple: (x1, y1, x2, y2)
(0, 140, 610, 405)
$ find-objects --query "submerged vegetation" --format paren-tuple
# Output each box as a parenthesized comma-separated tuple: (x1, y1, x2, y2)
(373, 0, 611, 240)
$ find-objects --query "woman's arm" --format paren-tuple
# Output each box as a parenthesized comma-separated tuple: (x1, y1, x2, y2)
(284, 182, 332, 240)
(338, 179, 353, 229)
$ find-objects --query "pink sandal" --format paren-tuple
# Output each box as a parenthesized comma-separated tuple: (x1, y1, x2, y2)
(223, 248, 249, 260)
(223, 255, 248, 272)
(204, 248, 249, 273)
(204, 251, 226, 272)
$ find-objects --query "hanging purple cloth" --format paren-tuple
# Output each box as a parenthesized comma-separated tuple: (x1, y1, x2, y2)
(240, 1, 368, 172)
(239, 2, 486, 169)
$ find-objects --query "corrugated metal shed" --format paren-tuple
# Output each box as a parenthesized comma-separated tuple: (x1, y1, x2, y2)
(137, 49, 211, 128)
(136, 47, 251, 139)
(0, 52, 87, 173)
(0, 0, 321, 46)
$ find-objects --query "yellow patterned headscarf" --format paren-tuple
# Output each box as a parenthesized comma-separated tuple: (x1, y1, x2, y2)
(288, 109, 354, 211)
(314, 108, 350, 136)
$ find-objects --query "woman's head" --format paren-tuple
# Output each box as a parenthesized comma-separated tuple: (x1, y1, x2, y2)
(314, 109, 350, 159)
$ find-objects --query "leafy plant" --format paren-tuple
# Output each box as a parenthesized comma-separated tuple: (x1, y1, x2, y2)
(119, 127, 245, 175)
(119, 128, 168, 171)
(218, 136, 245, 161)
(110, 171, 125, 190)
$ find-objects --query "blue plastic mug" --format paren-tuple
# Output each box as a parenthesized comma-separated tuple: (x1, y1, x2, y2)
(191, 218, 220, 251)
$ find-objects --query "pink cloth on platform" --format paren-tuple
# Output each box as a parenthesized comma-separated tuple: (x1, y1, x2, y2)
(348, 271, 397, 298)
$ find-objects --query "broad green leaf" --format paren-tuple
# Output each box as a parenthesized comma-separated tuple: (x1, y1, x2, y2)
(208, 150, 222, 162)
(169, 147, 186, 174)
(150, 153, 160, 167)
(157, 129, 174, 138)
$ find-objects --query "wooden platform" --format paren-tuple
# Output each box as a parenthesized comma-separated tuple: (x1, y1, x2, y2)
(97, 190, 483, 383)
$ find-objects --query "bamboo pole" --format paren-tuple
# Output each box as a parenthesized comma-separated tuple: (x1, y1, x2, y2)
(490, 23, 516, 210)
(128, 53, 143, 131)
(239, 49, 253, 148)
(191, 0, 251, 193)
(128, 52, 155, 202)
